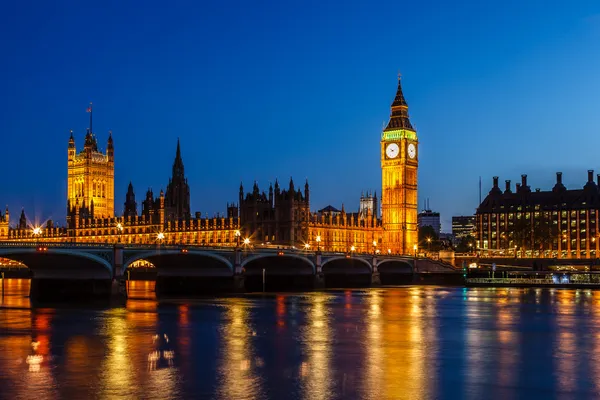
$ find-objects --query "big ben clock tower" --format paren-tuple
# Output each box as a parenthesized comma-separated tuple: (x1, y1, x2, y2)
(381, 76, 418, 255)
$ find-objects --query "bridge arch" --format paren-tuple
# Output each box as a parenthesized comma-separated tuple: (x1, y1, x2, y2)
(377, 259, 413, 274)
(242, 253, 315, 275)
(124, 250, 234, 275)
(0, 248, 113, 279)
(322, 256, 372, 273)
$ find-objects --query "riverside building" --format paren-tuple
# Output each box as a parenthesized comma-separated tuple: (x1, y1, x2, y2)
(476, 171, 600, 259)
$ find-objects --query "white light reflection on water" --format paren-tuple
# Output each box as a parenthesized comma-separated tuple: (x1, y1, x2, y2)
(554, 290, 577, 394)
(494, 289, 519, 390)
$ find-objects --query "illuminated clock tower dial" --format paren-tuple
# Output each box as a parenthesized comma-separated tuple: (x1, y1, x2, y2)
(386, 143, 399, 159)
(407, 143, 416, 159)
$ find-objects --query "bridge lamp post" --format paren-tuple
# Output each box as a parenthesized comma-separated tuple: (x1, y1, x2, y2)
(32, 227, 42, 249)
(388, 248, 391, 255)
(235, 230, 241, 248)
(243, 237, 250, 246)
(116, 223, 123, 244)
(304, 243, 310, 252)
(413, 244, 418, 258)
(372, 240, 377, 256)
(426, 237, 432, 253)
(350, 245, 355, 255)
(316, 235, 321, 252)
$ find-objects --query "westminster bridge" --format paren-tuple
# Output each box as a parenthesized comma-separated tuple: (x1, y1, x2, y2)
(0, 242, 458, 300)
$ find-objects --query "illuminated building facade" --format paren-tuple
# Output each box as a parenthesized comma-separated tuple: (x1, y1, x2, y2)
(476, 171, 600, 259)
(1, 80, 420, 254)
(452, 215, 476, 241)
(67, 105, 115, 219)
(380, 77, 419, 254)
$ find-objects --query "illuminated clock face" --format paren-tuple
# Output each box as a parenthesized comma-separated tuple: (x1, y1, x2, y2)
(407, 143, 416, 159)
(386, 143, 399, 159)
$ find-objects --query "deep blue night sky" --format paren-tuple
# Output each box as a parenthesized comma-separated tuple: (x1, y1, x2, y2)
(2, 0, 600, 231)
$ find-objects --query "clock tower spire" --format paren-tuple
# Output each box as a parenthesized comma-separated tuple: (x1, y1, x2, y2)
(380, 75, 419, 255)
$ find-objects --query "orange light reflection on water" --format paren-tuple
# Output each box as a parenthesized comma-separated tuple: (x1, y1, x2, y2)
(216, 298, 263, 400)
(301, 293, 333, 400)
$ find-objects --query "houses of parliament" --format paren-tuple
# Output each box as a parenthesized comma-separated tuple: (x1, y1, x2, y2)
(0, 80, 420, 254)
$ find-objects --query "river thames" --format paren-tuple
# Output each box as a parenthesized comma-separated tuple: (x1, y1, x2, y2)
(1, 279, 600, 399)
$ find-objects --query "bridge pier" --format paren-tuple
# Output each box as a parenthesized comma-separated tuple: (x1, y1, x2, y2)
(314, 251, 325, 289)
(371, 256, 381, 286)
(232, 247, 245, 292)
(110, 244, 127, 303)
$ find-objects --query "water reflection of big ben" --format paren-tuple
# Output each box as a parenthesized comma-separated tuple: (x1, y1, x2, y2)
(381, 77, 418, 255)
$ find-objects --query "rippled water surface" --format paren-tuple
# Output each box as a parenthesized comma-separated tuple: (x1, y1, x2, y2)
(2, 279, 600, 399)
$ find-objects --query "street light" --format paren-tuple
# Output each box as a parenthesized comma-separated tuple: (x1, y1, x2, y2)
(235, 230, 241, 247)
(316, 235, 321, 252)
(426, 237, 432, 252)
(350, 245, 356, 253)
(413, 244, 418, 258)
(372, 240, 377, 255)
(157, 232, 165, 241)
(243, 237, 250, 246)
(304, 243, 310, 251)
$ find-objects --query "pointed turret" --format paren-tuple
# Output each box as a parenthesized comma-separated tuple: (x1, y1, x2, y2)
(68, 130, 76, 161)
(107, 131, 114, 161)
(304, 179, 309, 203)
(164, 138, 191, 221)
(384, 75, 414, 132)
(19, 209, 27, 229)
(124, 182, 137, 218)
(253, 181, 259, 197)
(289, 177, 295, 192)
(172, 138, 184, 179)
(84, 128, 93, 149)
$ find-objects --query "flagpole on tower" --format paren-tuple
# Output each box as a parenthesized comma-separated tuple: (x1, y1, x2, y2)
(87, 102, 93, 134)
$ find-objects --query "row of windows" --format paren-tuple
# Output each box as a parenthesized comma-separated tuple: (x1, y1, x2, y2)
(482, 210, 597, 219)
